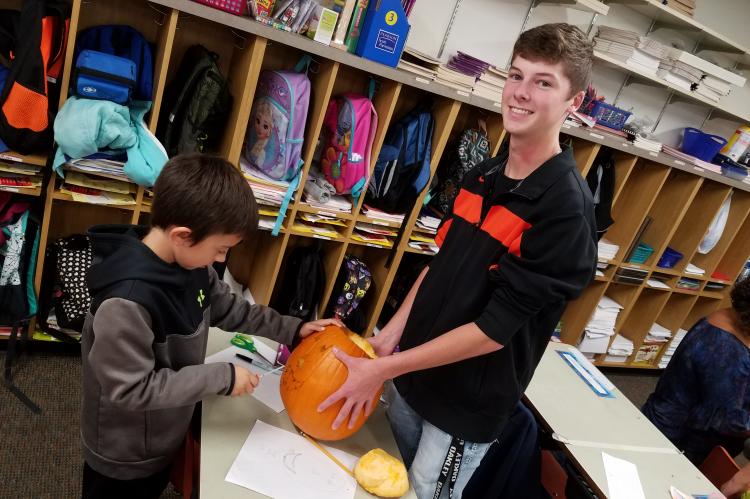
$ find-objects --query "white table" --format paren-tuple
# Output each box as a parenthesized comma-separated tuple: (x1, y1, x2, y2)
(525, 342, 720, 498)
(200, 329, 417, 498)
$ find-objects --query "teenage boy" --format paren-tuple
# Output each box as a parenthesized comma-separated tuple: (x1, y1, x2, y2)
(317, 23, 598, 498)
(80, 154, 340, 499)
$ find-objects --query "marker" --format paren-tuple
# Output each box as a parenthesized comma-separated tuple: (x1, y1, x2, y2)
(235, 353, 254, 364)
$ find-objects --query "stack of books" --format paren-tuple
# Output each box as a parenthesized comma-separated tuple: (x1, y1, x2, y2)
(398, 47, 440, 82)
(594, 26, 668, 75)
(472, 67, 507, 103)
(665, 0, 694, 17)
(60, 170, 136, 206)
(0, 161, 42, 193)
(361, 205, 404, 225)
(240, 158, 294, 208)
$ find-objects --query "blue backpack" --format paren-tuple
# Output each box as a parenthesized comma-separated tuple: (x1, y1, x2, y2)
(366, 106, 434, 214)
(73, 25, 153, 101)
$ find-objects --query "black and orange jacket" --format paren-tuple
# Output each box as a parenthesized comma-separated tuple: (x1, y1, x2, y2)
(394, 145, 597, 442)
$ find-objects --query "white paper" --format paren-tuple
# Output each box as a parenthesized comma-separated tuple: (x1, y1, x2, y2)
(646, 279, 670, 289)
(225, 420, 357, 499)
(205, 344, 285, 412)
(602, 452, 646, 499)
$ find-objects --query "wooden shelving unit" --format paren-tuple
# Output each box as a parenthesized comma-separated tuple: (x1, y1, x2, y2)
(4, 0, 750, 371)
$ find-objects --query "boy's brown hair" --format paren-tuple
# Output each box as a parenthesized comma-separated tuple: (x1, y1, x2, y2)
(150, 154, 258, 243)
(512, 23, 593, 97)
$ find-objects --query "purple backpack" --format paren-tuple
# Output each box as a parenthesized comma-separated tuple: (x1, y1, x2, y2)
(244, 62, 311, 181)
(321, 92, 378, 201)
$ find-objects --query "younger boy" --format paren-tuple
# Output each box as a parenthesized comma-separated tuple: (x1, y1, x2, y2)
(80, 154, 339, 499)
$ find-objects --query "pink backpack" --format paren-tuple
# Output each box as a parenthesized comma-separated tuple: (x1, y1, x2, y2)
(321, 92, 378, 201)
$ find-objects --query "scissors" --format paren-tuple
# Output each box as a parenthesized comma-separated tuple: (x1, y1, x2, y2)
(230, 333, 276, 367)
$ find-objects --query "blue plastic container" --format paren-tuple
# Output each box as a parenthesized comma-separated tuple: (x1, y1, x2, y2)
(657, 246, 683, 269)
(681, 127, 727, 162)
(588, 100, 631, 131)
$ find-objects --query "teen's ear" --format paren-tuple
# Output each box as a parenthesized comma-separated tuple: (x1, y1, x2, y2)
(569, 90, 585, 114)
(168, 226, 195, 247)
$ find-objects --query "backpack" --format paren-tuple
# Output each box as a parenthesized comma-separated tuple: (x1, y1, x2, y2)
(271, 244, 325, 322)
(586, 149, 615, 240)
(431, 123, 490, 214)
(328, 255, 371, 334)
(73, 25, 153, 101)
(243, 61, 311, 182)
(244, 57, 312, 236)
(320, 92, 378, 201)
(0, 0, 70, 154)
(158, 44, 232, 156)
(38, 234, 92, 335)
(366, 105, 434, 214)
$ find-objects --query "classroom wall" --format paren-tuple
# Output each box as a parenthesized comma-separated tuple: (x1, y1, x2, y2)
(405, 0, 750, 148)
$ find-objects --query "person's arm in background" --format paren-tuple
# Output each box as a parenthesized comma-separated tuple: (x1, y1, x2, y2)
(367, 266, 429, 357)
(723, 462, 750, 497)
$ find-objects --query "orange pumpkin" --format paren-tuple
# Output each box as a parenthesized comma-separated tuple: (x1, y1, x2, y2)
(280, 324, 382, 441)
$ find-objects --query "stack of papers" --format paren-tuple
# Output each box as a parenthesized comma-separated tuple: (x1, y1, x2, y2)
(660, 48, 746, 103)
(685, 263, 705, 276)
(594, 26, 668, 74)
(240, 158, 293, 207)
(398, 46, 441, 81)
(676, 277, 701, 290)
(605, 334, 634, 363)
(408, 231, 438, 254)
(473, 67, 507, 102)
(662, 145, 723, 174)
(415, 209, 440, 234)
(0, 161, 42, 192)
(646, 323, 672, 343)
(659, 328, 688, 368)
(578, 296, 623, 354)
(351, 222, 396, 247)
(291, 219, 342, 239)
(361, 205, 404, 225)
(259, 206, 284, 231)
(305, 194, 352, 213)
(633, 134, 662, 153)
(65, 154, 129, 182)
(60, 170, 136, 206)
(598, 238, 619, 261)
(666, 0, 694, 17)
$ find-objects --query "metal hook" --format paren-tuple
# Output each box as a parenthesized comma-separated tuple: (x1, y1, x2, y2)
(148, 4, 168, 27)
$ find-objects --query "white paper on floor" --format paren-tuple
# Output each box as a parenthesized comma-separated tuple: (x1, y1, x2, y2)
(225, 420, 358, 499)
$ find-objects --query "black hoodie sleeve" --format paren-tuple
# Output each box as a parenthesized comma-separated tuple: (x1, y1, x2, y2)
(474, 212, 596, 346)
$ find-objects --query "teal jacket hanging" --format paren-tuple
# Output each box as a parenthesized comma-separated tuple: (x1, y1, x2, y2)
(52, 96, 168, 186)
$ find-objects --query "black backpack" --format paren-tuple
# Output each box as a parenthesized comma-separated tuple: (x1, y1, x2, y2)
(586, 149, 615, 240)
(272, 244, 325, 322)
(157, 44, 232, 156)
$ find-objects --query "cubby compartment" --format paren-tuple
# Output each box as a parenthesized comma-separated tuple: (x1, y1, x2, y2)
(638, 170, 702, 265)
(604, 283, 643, 333)
(377, 252, 432, 327)
(268, 235, 344, 319)
(559, 281, 610, 345)
(607, 160, 671, 262)
(225, 229, 286, 306)
(567, 136, 601, 176)
(689, 190, 750, 279)
(713, 208, 750, 283)
(681, 296, 723, 330)
(661, 181, 731, 275)
(617, 288, 671, 365)
(62, 0, 178, 129)
(160, 13, 266, 161)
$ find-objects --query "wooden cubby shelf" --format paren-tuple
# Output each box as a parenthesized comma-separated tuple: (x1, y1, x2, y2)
(8, 0, 750, 370)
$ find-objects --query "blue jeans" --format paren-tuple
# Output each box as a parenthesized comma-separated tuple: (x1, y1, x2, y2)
(384, 382, 491, 499)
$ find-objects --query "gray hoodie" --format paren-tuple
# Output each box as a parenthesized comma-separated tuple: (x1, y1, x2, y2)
(81, 225, 302, 479)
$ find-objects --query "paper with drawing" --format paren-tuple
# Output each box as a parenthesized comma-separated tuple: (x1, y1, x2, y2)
(225, 420, 358, 499)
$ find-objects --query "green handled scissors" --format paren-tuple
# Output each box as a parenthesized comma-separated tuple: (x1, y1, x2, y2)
(230, 333, 276, 366)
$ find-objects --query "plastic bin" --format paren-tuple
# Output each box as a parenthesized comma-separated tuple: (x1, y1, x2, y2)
(681, 127, 727, 162)
(588, 101, 631, 131)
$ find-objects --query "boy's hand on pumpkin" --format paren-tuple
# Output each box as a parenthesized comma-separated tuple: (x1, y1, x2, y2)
(367, 330, 399, 357)
(317, 348, 384, 430)
(300, 318, 345, 338)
